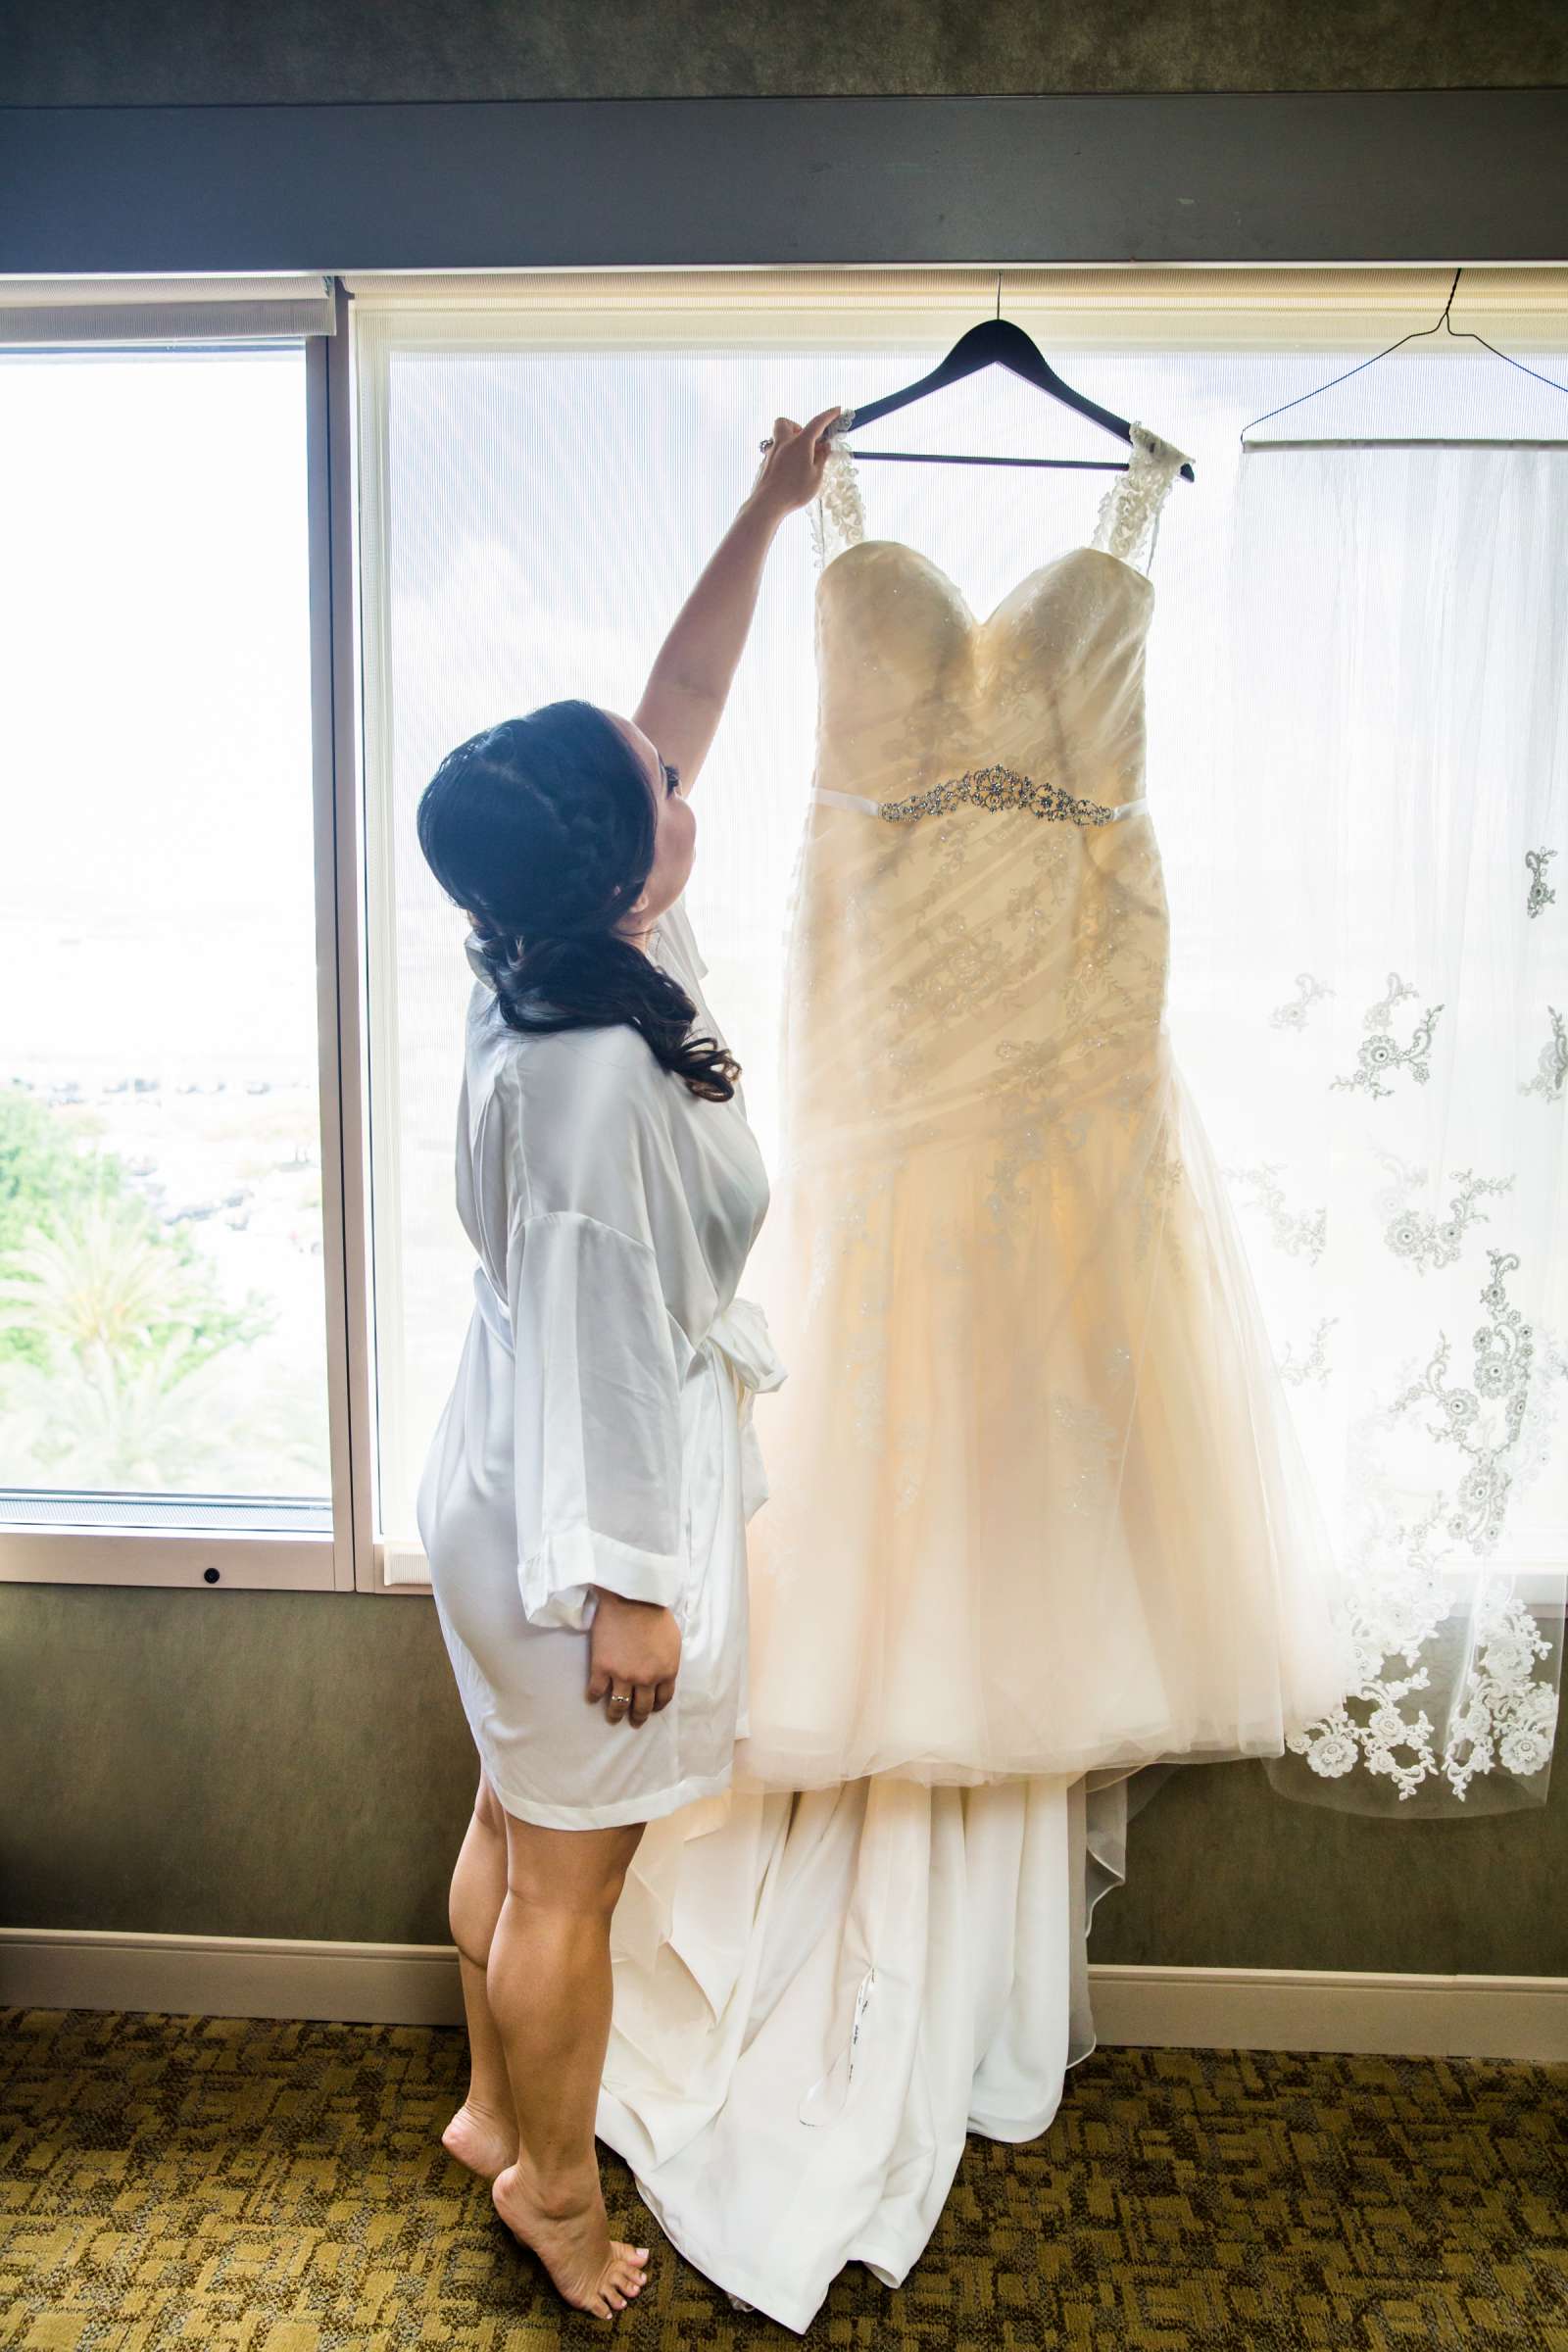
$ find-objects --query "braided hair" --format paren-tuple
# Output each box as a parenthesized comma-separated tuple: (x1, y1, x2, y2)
(416, 699, 740, 1102)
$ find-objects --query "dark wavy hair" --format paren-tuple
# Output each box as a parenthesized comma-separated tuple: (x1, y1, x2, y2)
(416, 698, 739, 1102)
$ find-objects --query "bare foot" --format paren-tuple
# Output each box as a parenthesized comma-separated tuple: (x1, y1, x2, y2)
(442, 2098, 519, 2182)
(491, 2157, 650, 2319)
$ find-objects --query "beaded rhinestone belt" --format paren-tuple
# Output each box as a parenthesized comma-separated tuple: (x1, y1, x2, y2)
(812, 762, 1147, 827)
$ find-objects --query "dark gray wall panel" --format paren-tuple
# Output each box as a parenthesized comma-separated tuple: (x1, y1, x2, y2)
(1, 1583, 478, 1947)
(2, 0, 1565, 104)
(4, 91, 1567, 274)
(1104, 1737, 1568, 1975)
(2, 1579, 1564, 1974)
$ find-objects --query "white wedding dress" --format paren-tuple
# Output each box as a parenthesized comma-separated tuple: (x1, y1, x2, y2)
(595, 419, 1357, 2330)
(743, 417, 1356, 1785)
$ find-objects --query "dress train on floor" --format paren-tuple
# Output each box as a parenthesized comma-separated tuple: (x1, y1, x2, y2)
(598, 1764, 1159, 2333)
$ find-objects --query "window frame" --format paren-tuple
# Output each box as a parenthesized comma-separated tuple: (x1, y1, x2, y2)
(0, 285, 381, 1594)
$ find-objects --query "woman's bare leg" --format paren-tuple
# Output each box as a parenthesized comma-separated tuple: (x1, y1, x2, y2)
(488, 1806, 650, 2319)
(442, 1767, 520, 2182)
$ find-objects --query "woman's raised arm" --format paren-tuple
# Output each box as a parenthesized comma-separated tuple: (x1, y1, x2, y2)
(631, 405, 842, 792)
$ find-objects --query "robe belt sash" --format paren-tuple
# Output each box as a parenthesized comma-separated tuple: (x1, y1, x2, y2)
(470, 1263, 786, 1529)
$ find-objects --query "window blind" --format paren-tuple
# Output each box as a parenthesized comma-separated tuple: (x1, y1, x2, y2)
(339, 265, 1568, 352)
(0, 273, 336, 345)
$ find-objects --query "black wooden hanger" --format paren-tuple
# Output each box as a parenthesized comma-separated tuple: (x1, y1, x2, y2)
(830, 272, 1196, 482)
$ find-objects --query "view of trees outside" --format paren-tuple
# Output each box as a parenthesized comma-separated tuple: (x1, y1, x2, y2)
(0, 345, 330, 1509)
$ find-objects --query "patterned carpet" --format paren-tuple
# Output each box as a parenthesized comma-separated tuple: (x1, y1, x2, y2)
(3, 2006, 1566, 2349)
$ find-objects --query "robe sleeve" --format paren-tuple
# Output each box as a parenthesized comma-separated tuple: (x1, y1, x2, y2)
(506, 1206, 692, 1633)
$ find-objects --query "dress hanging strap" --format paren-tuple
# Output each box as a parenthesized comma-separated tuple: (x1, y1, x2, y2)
(1091, 420, 1194, 576)
(808, 409, 867, 573)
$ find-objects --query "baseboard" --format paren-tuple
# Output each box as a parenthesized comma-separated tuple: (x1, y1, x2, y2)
(2, 1929, 1564, 2061)
(0, 1929, 467, 2031)
(1085, 1963, 1568, 2063)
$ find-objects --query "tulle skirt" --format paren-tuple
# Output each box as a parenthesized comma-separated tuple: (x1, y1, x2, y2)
(736, 1041, 1359, 1790)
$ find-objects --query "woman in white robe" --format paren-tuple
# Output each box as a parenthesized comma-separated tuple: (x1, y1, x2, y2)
(412, 407, 843, 2320)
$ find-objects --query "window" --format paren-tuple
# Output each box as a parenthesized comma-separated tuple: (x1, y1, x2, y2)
(349, 272, 1568, 1592)
(0, 274, 346, 1586)
(4, 265, 1564, 1598)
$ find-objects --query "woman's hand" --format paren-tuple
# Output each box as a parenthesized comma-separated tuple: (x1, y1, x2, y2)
(586, 1590, 682, 1727)
(747, 406, 844, 520)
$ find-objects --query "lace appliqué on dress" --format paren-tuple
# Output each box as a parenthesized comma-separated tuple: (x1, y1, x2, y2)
(1090, 421, 1192, 576)
(808, 409, 866, 574)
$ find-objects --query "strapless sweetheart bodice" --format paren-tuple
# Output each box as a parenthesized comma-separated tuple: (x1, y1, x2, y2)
(807, 420, 1190, 818)
(768, 416, 1195, 1160)
(814, 532, 1162, 815)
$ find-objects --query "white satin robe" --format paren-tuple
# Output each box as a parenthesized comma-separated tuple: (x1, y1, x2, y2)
(415, 894, 784, 1831)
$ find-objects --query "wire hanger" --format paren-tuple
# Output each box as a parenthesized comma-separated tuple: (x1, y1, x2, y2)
(1239, 267, 1568, 449)
(831, 270, 1196, 481)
